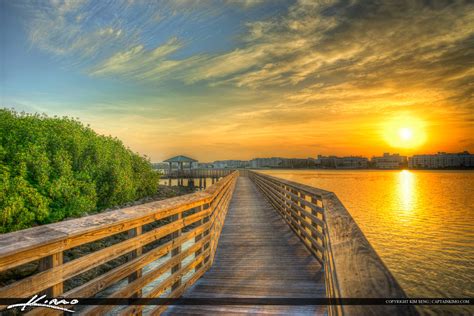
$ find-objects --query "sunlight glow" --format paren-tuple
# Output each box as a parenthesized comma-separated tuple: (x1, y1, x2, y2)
(383, 115, 427, 149)
(399, 128, 413, 141)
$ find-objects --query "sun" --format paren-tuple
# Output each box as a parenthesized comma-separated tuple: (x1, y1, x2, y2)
(399, 127, 413, 141)
(383, 115, 427, 149)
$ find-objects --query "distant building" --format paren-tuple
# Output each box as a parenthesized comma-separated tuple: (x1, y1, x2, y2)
(372, 153, 407, 169)
(212, 160, 250, 169)
(208, 157, 318, 169)
(197, 162, 214, 169)
(316, 155, 368, 169)
(151, 162, 169, 171)
(250, 157, 283, 168)
(409, 151, 474, 169)
(279, 158, 317, 169)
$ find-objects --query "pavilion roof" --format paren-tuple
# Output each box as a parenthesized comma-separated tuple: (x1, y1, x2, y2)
(163, 155, 198, 163)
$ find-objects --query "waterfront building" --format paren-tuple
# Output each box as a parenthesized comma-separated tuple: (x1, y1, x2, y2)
(408, 151, 474, 169)
(212, 160, 250, 168)
(197, 162, 214, 169)
(279, 158, 317, 168)
(250, 157, 283, 168)
(316, 155, 368, 169)
(372, 153, 407, 169)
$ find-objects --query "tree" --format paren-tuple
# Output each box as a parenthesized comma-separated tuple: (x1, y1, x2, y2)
(0, 109, 160, 233)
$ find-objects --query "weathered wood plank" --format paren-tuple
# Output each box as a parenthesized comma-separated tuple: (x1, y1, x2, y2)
(149, 261, 210, 316)
(0, 208, 210, 298)
(0, 194, 208, 271)
(163, 176, 326, 315)
(68, 223, 210, 298)
(1, 171, 238, 316)
(255, 177, 324, 263)
(0, 172, 237, 273)
(81, 237, 212, 315)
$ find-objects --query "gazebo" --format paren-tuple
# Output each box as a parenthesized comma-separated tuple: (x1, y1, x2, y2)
(163, 155, 198, 173)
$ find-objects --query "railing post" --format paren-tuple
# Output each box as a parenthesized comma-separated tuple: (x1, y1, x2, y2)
(127, 226, 143, 283)
(299, 192, 308, 232)
(171, 212, 182, 291)
(202, 203, 211, 264)
(290, 187, 301, 236)
(38, 252, 63, 297)
(127, 226, 143, 315)
(195, 205, 205, 271)
(283, 185, 290, 219)
(311, 196, 323, 254)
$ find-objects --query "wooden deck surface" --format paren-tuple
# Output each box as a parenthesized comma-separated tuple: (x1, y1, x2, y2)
(164, 176, 326, 315)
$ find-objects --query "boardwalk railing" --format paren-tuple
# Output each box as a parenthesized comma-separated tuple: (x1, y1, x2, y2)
(0, 171, 238, 315)
(249, 171, 416, 316)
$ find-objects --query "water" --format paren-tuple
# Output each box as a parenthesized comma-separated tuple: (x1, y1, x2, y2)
(260, 169, 474, 315)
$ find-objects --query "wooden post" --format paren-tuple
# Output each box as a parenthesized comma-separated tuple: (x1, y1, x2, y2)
(128, 226, 143, 284)
(312, 196, 323, 255)
(38, 252, 63, 297)
(195, 205, 205, 271)
(203, 203, 211, 264)
(299, 192, 310, 246)
(128, 226, 143, 316)
(171, 212, 182, 291)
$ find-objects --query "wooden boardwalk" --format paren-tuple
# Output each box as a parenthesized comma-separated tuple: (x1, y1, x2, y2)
(164, 176, 326, 315)
(1, 170, 414, 315)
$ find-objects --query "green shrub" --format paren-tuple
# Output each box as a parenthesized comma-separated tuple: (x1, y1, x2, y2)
(0, 109, 160, 233)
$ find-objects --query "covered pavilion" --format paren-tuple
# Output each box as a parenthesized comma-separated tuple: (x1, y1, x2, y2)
(163, 155, 198, 173)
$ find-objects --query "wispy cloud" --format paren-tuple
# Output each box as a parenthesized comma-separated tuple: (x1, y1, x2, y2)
(6, 0, 474, 160)
(90, 37, 183, 77)
(23, 1, 474, 98)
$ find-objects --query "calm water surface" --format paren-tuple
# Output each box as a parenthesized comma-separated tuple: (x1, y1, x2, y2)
(261, 170, 474, 314)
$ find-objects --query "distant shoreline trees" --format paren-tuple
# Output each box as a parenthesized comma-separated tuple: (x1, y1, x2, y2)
(0, 109, 160, 233)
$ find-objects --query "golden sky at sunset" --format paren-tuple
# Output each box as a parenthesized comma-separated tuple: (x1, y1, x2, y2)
(2, 0, 473, 161)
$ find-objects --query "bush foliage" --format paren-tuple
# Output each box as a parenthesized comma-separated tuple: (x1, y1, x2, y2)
(0, 109, 160, 233)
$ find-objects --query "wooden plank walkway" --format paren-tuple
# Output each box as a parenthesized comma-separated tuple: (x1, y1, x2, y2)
(164, 176, 326, 315)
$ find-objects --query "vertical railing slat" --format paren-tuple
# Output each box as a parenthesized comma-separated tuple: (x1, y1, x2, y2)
(38, 252, 63, 297)
(171, 212, 183, 291)
(127, 225, 143, 316)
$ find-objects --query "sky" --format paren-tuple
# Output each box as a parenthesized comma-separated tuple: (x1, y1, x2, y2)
(1, 0, 473, 162)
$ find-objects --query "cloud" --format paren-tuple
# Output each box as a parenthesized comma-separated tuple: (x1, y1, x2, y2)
(10, 0, 474, 159)
(23, 0, 473, 105)
(90, 38, 183, 77)
(24, 0, 138, 68)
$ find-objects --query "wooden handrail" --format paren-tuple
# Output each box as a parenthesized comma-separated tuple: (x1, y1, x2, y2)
(249, 171, 417, 316)
(0, 171, 238, 315)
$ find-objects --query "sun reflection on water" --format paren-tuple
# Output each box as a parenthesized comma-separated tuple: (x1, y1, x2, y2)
(398, 170, 417, 216)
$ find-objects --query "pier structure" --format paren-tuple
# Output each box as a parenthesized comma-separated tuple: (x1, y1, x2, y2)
(0, 170, 416, 315)
(161, 168, 232, 188)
